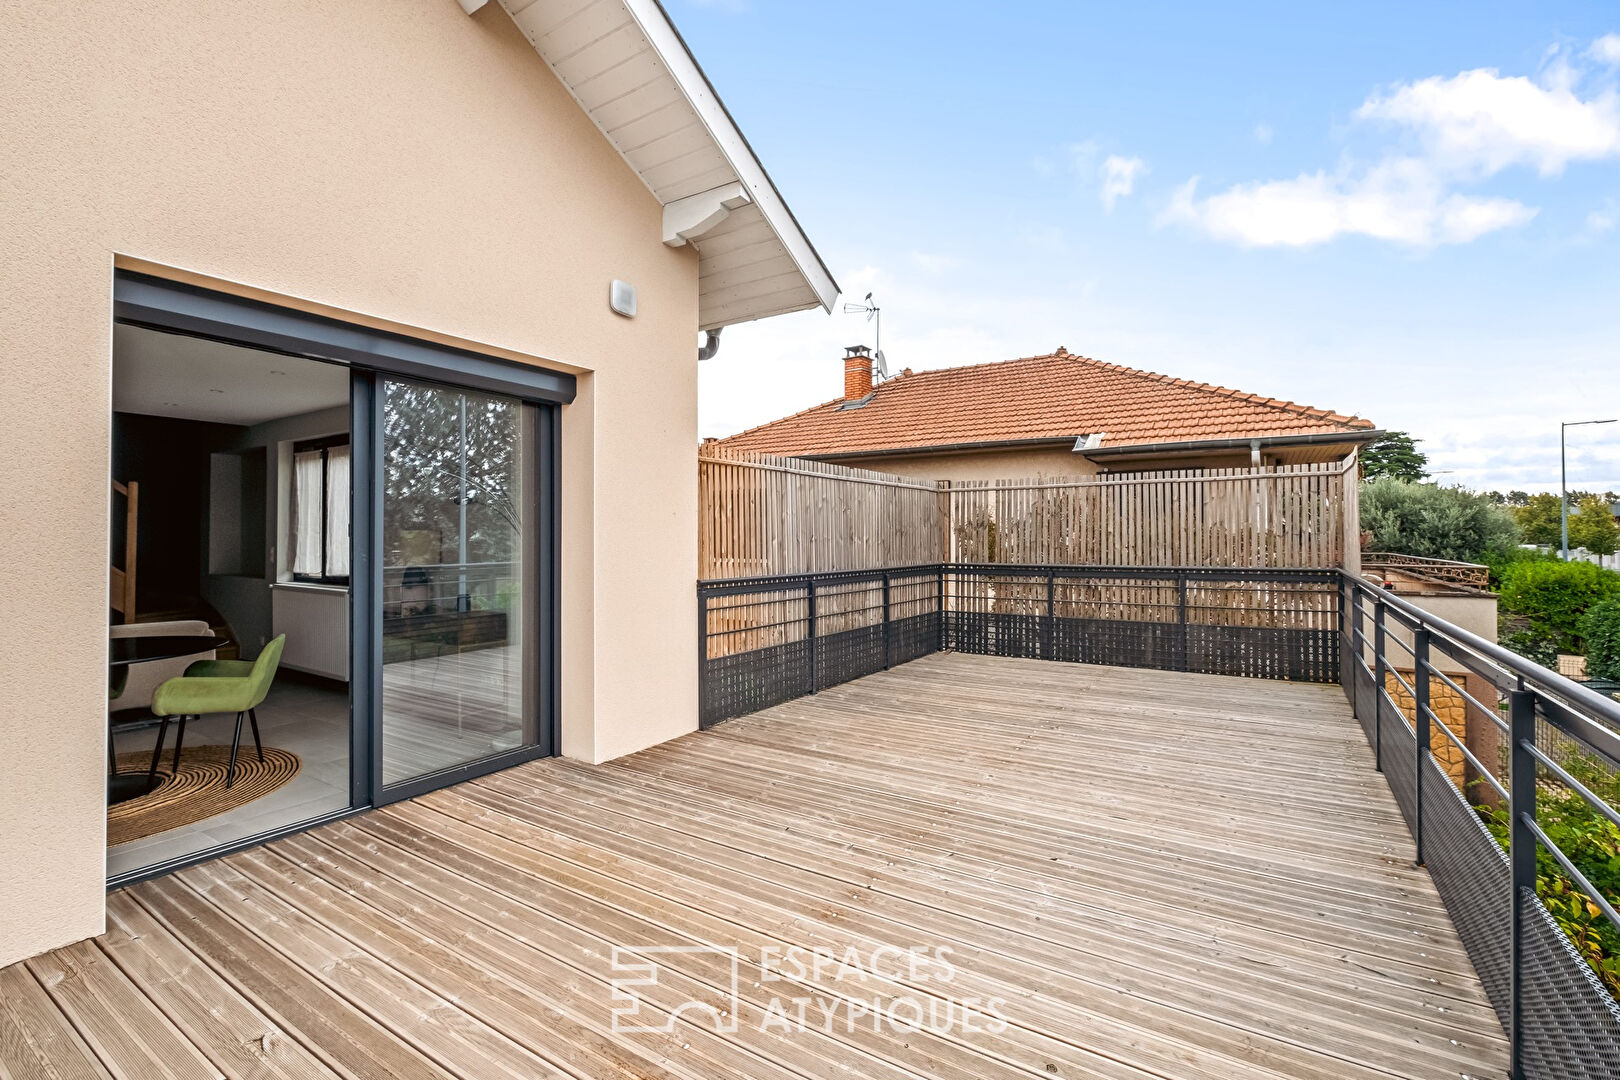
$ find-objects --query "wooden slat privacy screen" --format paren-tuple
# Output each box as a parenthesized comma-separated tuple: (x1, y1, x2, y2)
(699, 450, 946, 578)
(699, 449, 1357, 579)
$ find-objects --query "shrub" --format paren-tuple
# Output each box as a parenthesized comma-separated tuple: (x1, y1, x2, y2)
(1360, 478, 1519, 562)
(1497, 559, 1620, 655)
(1499, 619, 1560, 668)
(1584, 598, 1620, 681)
(1479, 544, 1556, 592)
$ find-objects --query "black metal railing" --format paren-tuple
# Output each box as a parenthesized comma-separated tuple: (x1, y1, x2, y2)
(1341, 574, 1620, 1080)
(697, 563, 1339, 727)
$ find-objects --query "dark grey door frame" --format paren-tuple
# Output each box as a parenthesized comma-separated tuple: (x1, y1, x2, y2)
(108, 270, 564, 865)
(113, 270, 576, 405)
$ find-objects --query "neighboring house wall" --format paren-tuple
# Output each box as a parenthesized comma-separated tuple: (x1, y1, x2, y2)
(819, 445, 1101, 482)
(814, 443, 1359, 483)
(0, 2, 699, 966)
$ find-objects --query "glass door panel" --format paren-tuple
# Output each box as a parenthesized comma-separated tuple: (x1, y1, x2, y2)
(380, 378, 532, 786)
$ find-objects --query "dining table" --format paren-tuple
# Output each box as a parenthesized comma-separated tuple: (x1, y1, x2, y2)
(108, 634, 232, 804)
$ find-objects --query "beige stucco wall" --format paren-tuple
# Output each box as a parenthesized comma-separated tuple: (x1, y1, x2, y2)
(1358, 582, 1500, 677)
(0, 1, 702, 966)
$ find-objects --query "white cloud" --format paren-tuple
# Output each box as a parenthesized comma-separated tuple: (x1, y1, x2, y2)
(1164, 54, 1620, 248)
(1591, 33, 1620, 65)
(1355, 67, 1620, 177)
(1252, 123, 1274, 145)
(1588, 199, 1619, 235)
(1100, 155, 1147, 210)
(1161, 159, 1536, 247)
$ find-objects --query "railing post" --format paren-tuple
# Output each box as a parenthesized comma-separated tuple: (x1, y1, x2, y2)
(1373, 598, 1387, 772)
(882, 570, 892, 670)
(807, 577, 818, 695)
(937, 566, 947, 652)
(1350, 584, 1365, 719)
(1176, 573, 1189, 672)
(1508, 685, 1536, 1080)
(1044, 569, 1055, 661)
(696, 586, 708, 728)
(1413, 626, 1430, 866)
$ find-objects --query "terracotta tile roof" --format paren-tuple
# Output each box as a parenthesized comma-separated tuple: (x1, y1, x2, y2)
(713, 347, 1374, 457)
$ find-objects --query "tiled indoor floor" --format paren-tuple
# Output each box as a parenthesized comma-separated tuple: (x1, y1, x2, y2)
(108, 676, 351, 877)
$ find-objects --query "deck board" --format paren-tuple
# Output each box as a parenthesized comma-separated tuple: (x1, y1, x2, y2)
(1, 653, 1509, 1079)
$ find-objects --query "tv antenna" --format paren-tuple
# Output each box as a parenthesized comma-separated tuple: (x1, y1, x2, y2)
(841, 292, 888, 380)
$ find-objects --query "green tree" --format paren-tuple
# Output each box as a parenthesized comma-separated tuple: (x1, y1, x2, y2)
(1512, 493, 1564, 547)
(1360, 478, 1519, 561)
(1569, 495, 1620, 556)
(1359, 431, 1429, 482)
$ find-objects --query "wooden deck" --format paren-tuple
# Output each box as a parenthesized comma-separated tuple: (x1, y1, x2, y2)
(2, 653, 1509, 1080)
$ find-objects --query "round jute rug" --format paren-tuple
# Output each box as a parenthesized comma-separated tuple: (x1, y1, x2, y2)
(107, 745, 301, 846)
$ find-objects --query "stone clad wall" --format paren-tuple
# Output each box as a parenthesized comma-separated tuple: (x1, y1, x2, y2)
(1385, 669, 1503, 801)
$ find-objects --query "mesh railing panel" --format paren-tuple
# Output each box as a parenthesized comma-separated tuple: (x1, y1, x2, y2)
(1517, 886, 1620, 1078)
(1419, 748, 1513, 1014)
(700, 638, 811, 727)
(699, 569, 947, 726)
(1379, 689, 1419, 831)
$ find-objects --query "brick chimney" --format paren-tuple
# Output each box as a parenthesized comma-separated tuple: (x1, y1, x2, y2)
(843, 345, 873, 401)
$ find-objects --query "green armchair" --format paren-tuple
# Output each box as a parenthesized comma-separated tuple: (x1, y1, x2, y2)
(152, 635, 286, 787)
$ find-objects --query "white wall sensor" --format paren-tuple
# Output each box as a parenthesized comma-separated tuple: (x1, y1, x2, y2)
(609, 279, 637, 318)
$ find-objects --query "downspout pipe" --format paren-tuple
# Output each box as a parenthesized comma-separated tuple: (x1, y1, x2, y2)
(698, 327, 723, 362)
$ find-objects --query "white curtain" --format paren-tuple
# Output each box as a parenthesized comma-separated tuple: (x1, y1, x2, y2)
(292, 450, 324, 576)
(325, 444, 351, 578)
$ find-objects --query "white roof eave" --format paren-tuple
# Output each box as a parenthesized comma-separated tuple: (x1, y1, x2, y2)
(498, 0, 838, 329)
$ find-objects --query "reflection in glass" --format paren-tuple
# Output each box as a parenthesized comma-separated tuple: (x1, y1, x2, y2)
(381, 380, 529, 785)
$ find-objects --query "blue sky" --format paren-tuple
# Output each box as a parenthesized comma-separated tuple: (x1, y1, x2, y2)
(680, 1, 1620, 494)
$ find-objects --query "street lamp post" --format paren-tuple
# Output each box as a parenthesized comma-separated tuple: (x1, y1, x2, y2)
(1560, 418, 1618, 560)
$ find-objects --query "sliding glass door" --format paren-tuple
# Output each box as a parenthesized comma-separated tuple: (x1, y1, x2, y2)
(378, 378, 538, 787)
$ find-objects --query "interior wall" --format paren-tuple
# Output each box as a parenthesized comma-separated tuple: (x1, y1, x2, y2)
(204, 402, 351, 662)
(0, 0, 701, 966)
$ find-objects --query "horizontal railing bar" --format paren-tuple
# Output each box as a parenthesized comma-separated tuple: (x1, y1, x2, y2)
(1522, 815, 1620, 932)
(1536, 693, 1620, 768)
(1346, 575, 1620, 762)
(1421, 703, 1509, 801)
(1383, 631, 1417, 660)
(1422, 660, 1509, 736)
(701, 563, 1342, 591)
(1523, 742, 1620, 832)
(1426, 633, 1518, 695)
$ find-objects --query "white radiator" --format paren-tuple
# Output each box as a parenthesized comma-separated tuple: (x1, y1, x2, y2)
(271, 585, 349, 681)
